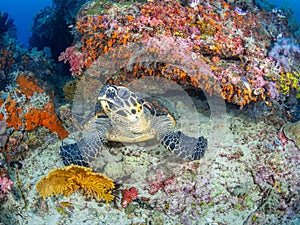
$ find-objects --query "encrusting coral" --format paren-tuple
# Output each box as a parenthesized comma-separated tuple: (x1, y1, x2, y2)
(36, 165, 115, 203)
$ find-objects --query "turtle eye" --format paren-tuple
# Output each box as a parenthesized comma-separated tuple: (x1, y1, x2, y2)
(106, 88, 117, 99)
(118, 88, 130, 99)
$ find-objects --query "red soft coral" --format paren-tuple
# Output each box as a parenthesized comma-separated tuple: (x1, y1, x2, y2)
(121, 187, 138, 208)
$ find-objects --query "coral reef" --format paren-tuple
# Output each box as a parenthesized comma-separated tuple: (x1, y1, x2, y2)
(0, 0, 299, 224)
(57, 0, 299, 108)
(36, 164, 115, 203)
(0, 104, 299, 224)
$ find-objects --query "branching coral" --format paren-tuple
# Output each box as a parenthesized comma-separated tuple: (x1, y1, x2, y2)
(36, 165, 115, 203)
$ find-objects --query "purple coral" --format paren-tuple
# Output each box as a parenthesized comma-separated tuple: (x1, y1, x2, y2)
(0, 175, 13, 200)
(265, 81, 279, 100)
(269, 36, 300, 72)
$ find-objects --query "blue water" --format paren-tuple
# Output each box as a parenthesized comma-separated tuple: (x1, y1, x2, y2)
(0, 0, 299, 48)
(0, 0, 51, 48)
(270, 0, 300, 22)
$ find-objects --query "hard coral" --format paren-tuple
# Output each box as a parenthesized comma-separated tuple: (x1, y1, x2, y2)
(36, 165, 115, 203)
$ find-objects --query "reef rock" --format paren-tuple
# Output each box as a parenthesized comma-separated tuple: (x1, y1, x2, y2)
(0, 121, 7, 148)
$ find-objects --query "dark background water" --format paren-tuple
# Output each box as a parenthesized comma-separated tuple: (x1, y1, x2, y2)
(0, 0, 299, 48)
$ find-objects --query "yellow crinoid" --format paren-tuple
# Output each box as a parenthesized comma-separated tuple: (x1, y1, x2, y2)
(36, 165, 115, 203)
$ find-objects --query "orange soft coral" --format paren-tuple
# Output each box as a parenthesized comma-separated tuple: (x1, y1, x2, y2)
(36, 165, 115, 203)
(24, 101, 68, 139)
(16, 73, 43, 98)
(4, 97, 23, 130)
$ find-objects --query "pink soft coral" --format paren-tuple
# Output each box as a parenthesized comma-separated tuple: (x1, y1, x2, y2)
(58, 46, 86, 77)
(0, 175, 13, 199)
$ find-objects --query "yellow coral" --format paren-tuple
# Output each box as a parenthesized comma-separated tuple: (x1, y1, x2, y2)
(279, 71, 300, 95)
(36, 165, 115, 203)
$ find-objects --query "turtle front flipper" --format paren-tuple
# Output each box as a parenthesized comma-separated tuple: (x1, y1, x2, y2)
(60, 142, 90, 167)
(161, 131, 207, 160)
(60, 119, 110, 167)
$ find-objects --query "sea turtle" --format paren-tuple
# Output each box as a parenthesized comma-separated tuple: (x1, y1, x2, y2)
(60, 84, 208, 167)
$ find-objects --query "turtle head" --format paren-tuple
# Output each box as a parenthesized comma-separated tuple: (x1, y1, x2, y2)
(97, 85, 145, 122)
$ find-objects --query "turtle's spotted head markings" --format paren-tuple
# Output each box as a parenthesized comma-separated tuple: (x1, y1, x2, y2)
(98, 85, 146, 125)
